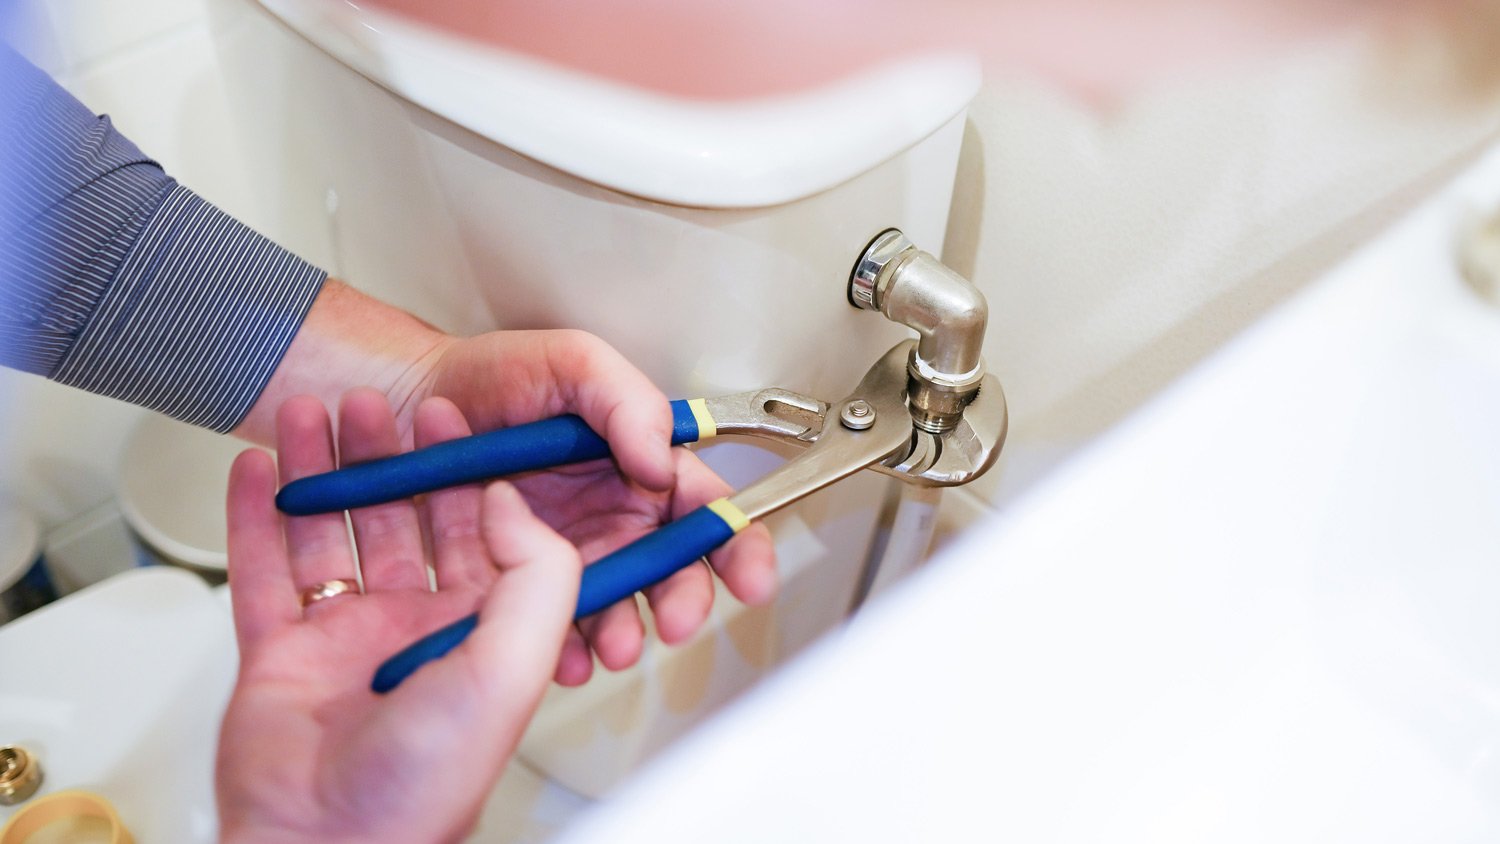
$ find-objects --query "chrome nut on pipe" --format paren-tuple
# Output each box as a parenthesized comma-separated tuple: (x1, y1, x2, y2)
(848, 228, 913, 311)
(848, 228, 989, 433)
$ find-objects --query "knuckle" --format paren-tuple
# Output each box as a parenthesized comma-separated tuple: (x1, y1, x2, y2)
(552, 329, 604, 364)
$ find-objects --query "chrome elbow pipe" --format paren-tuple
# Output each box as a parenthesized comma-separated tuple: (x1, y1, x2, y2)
(849, 229, 988, 433)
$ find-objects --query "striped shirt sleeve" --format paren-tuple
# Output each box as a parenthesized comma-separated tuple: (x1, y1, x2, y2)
(0, 46, 326, 432)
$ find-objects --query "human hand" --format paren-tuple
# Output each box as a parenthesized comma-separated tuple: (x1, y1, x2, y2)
(237, 280, 778, 682)
(216, 389, 579, 844)
(416, 329, 777, 684)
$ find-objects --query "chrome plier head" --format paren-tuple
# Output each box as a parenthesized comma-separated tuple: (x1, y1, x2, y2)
(705, 340, 1007, 522)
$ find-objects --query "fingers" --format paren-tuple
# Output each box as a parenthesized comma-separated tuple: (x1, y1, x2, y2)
(225, 449, 297, 654)
(570, 448, 777, 662)
(363, 482, 579, 803)
(638, 452, 729, 644)
(461, 482, 583, 701)
(338, 389, 430, 593)
(643, 560, 714, 646)
(576, 598, 645, 672)
(662, 448, 778, 611)
(276, 396, 358, 600)
(562, 449, 777, 663)
(547, 330, 675, 493)
(343, 482, 580, 822)
(553, 628, 594, 686)
(412, 397, 493, 592)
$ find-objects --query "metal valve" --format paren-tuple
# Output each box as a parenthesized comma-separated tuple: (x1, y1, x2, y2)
(849, 229, 988, 434)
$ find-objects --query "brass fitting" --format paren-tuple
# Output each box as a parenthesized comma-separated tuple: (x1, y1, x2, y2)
(0, 745, 42, 806)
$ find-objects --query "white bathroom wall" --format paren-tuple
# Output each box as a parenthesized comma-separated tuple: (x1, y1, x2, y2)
(5, 0, 1500, 545)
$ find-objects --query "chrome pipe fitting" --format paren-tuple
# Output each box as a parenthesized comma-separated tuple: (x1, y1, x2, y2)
(848, 228, 988, 433)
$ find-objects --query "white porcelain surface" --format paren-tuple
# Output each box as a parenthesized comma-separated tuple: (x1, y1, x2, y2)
(116, 413, 245, 570)
(0, 568, 234, 841)
(64, 19, 261, 220)
(250, 0, 979, 208)
(559, 143, 1500, 841)
(0, 368, 147, 529)
(46, 0, 201, 70)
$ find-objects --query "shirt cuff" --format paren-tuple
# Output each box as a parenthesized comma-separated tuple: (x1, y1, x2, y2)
(51, 185, 326, 432)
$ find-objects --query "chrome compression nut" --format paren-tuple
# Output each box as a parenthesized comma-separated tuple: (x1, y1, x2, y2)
(848, 229, 913, 311)
(848, 228, 989, 433)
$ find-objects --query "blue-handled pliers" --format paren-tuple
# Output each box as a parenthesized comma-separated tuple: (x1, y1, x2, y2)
(275, 339, 1007, 693)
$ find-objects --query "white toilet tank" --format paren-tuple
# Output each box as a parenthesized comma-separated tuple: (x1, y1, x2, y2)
(209, 0, 978, 797)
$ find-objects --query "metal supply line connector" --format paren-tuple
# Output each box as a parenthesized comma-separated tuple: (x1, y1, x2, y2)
(849, 228, 989, 434)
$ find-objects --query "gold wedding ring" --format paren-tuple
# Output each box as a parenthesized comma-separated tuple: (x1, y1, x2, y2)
(299, 577, 361, 608)
(0, 790, 133, 844)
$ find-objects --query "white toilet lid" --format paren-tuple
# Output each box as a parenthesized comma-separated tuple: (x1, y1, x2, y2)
(253, 0, 981, 208)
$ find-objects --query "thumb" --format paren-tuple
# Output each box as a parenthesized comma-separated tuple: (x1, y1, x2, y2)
(372, 482, 579, 735)
(459, 481, 582, 707)
(319, 483, 580, 838)
(383, 481, 578, 722)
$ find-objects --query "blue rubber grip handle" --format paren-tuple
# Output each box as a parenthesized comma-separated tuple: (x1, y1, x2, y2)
(371, 503, 739, 693)
(278, 399, 703, 515)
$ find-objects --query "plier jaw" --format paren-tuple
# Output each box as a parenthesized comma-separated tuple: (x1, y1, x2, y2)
(698, 388, 827, 445)
(704, 339, 1008, 524)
